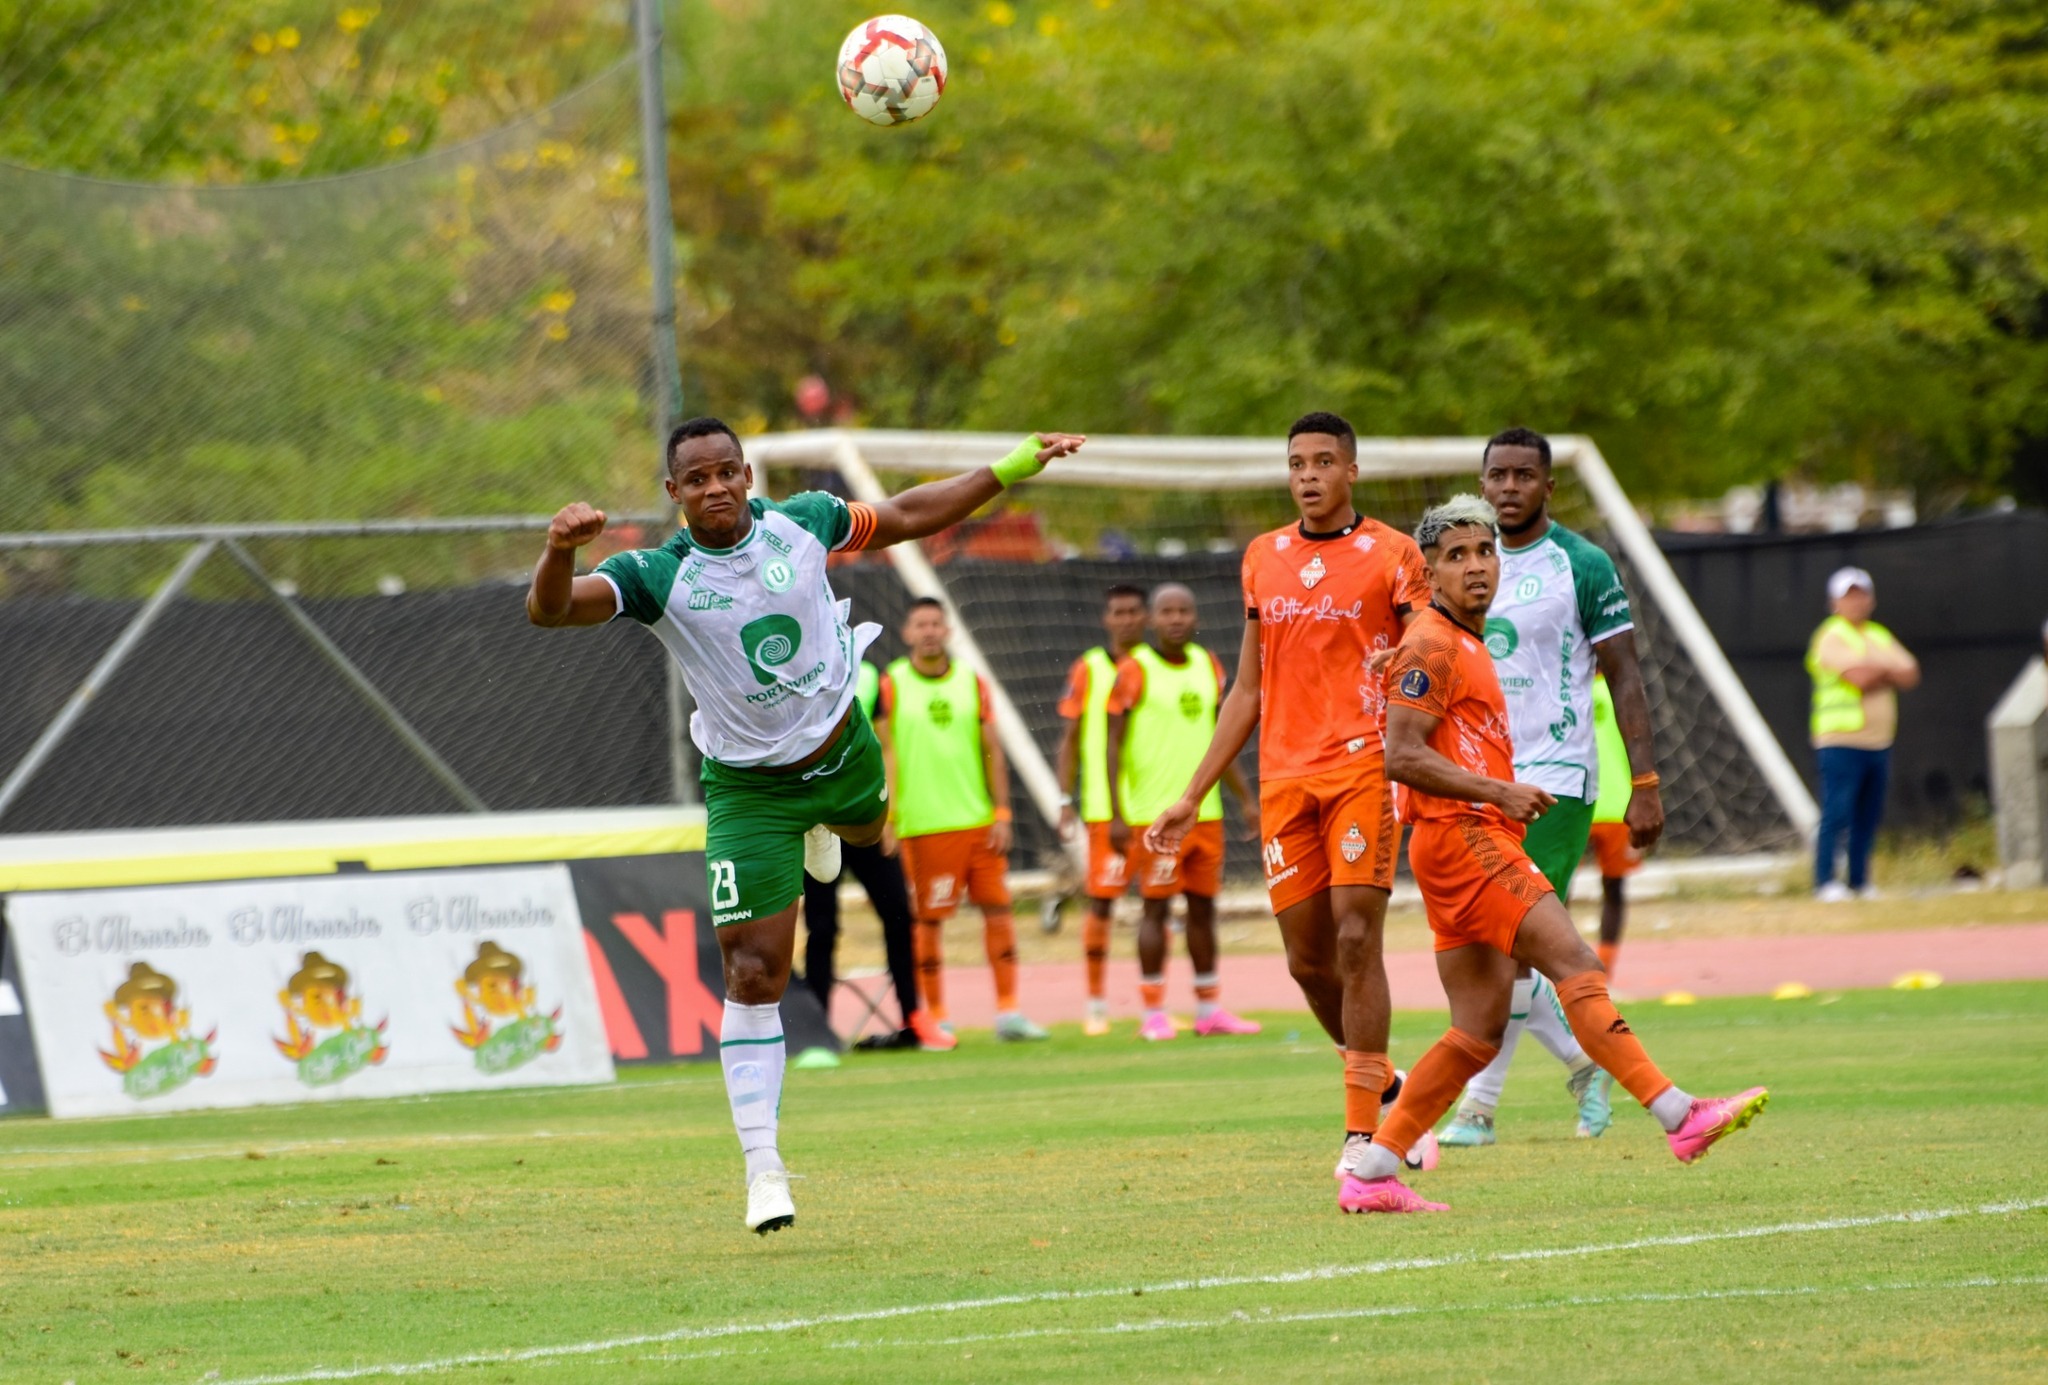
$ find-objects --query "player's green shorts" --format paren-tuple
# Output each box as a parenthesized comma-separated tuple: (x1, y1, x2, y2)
(699, 701, 890, 928)
(1521, 794, 1596, 903)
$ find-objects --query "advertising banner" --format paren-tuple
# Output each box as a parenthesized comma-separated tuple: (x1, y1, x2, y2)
(569, 854, 839, 1062)
(7, 864, 613, 1119)
(0, 923, 49, 1115)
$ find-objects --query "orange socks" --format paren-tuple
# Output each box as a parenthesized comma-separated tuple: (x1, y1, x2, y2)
(1343, 1051, 1392, 1135)
(984, 912, 1019, 1013)
(1596, 941, 1620, 977)
(1083, 911, 1111, 1001)
(1555, 971, 1671, 1107)
(914, 920, 946, 1022)
(1139, 977, 1166, 1011)
(1374, 1029, 1498, 1160)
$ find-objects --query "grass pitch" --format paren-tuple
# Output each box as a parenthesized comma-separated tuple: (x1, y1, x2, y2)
(3, 982, 2044, 1383)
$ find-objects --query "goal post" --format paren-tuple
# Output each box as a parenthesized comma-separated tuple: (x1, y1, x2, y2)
(746, 428, 1818, 874)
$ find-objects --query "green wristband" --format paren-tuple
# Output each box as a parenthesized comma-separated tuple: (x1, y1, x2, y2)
(991, 435, 1046, 489)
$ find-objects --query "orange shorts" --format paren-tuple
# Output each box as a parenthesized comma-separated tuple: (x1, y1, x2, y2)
(1084, 820, 1138, 900)
(899, 826, 1011, 922)
(1130, 819, 1225, 900)
(1590, 821, 1643, 879)
(1409, 816, 1555, 954)
(1259, 761, 1397, 914)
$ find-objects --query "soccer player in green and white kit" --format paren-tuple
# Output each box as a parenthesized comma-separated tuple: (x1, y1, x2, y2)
(527, 416, 1084, 1234)
(1438, 427, 1666, 1146)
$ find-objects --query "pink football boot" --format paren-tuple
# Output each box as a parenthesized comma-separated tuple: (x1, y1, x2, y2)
(1193, 1007, 1262, 1037)
(1137, 1011, 1177, 1042)
(1667, 1087, 1770, 1164)
(1339, 1175, 1448, 1214)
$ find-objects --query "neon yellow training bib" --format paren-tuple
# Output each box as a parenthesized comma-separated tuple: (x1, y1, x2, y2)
(884, 657, 994, 838)
(1118, 642, 1223, 826)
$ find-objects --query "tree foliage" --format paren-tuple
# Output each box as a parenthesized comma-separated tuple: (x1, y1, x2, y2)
(673, 0, 2048, 503)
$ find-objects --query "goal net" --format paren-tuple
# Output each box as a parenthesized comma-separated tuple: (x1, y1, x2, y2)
(749, 430, 1817, 888)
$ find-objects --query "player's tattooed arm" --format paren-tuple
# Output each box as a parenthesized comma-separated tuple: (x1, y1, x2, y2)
(863, 433, 1086, 549)
(1384, 704, 1556, 823)
(526, 502, 620, 627)
(1146, 617, 1262, 854)
(1592, 632, 1664, 850)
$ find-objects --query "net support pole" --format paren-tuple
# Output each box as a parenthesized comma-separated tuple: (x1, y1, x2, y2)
(0, 539, 217, 827)
(828, 436, 1089, 878)
(220, 541, 488, 814)
(1567, 438, 1820, 838)
(634, 0, 690, 805)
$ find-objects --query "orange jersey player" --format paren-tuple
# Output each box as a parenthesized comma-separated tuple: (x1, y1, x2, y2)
(1146, 411, 1433, 1205)
(1345, 494, 1768, 1214)
(1053, 583, 1151, 1035)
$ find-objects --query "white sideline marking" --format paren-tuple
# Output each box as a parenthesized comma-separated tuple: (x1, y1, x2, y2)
(602, 1273, 2048, 1368)
(211, 1195, 2047, 1384)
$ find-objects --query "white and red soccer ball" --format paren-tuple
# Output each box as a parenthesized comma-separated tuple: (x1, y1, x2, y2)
(837, 15, 948, 126)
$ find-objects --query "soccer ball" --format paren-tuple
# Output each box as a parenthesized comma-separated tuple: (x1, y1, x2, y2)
(836, 15, 948, 126)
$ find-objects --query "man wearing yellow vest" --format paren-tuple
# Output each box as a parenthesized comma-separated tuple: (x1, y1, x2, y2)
(1807, 566, 1919, 901)
(1586, 673, 1644, 979)
(799, 658, 956, 1053)
(1105, 583, 1259, 1040)
(878, 597, 1049, 1041)
(1054, 584, 1150, 1036)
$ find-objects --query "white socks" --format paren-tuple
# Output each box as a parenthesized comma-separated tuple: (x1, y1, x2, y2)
(720, 1000, 786, 1182)
(1462, 973, 1592, 1113)
(1649, 1084, 1695, 1132)
(1523, 972, 1592, 1071)
(1194, 972, 1219, 1021)
(1349, 1138, 1402, 1181)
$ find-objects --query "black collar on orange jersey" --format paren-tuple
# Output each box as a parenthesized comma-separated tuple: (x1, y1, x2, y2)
(1298, 511, 1364, 541)
(1428, 598, 1488, 640)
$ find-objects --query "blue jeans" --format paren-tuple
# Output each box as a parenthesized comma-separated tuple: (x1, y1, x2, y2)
(1814, 745, 1890, 890)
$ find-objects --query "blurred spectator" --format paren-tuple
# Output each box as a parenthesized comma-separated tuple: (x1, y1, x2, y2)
(1806, 567, 1920, 901)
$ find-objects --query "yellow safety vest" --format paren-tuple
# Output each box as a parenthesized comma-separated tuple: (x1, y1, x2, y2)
(1805, 615, 1899, 738)
(1073, 646, 1119, 823)
(1118, 643, 1224, 826)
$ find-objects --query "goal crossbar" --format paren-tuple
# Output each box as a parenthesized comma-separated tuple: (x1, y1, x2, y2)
(747, 427, 1821, 856)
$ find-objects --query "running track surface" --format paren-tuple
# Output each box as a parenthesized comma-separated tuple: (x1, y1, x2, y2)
(830, 922, 2048, 1035)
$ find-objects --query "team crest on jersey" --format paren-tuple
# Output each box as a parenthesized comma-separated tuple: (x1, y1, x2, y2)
(1178, 690, 1203, 719)
(1341, 823, 1368, 863)
(1515, 575, 1543, 602)
(928, 698, 954, 728)
(1299, 554, 1327, 589)
(761, 557, 796, 593)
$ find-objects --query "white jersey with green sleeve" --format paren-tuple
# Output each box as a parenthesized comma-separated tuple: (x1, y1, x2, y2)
(1484, 520, 1634, 800)
(593, 494, 880, 769)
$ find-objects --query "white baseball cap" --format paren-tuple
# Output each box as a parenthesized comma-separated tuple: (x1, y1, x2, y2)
(1827, 566, 1874, 601)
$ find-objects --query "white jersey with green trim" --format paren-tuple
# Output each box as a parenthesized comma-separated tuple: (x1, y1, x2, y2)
(594, 493, 879, 769)
(1484, 520, 1634, 800)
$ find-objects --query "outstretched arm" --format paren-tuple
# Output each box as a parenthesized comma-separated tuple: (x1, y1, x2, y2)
(864, 433, 1086, 550)
(527, 503, 622, 627)
(1592, 633, 1664, 850)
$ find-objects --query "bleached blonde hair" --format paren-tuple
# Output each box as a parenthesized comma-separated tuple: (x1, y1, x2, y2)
(1414, 494, 1499, 552)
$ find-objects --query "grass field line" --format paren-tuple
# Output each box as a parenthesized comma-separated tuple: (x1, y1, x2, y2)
(602, 1272, 2048, 1368)
(0, 1128, 609, 1170)
(213, 1194, 2048, 1384)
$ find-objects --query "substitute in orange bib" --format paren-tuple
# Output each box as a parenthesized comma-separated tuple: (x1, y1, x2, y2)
(878, 597, 1048, 1042)
(1104, 583, 1258, 1041)
(1054, 584, 1151, 1036)
(1147, 411, 1429, 1203)
(1344, 495, 1767, 1214)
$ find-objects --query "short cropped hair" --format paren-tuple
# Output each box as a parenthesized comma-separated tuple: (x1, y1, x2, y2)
(1481, 426, 1551, 470)
(1414, 494, 1500, 552)
(1287, 411, 1356, 451)
(905, 595, 947, 617)
(1104, 584, 1146, 607)
(666, 416, 742, 474)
